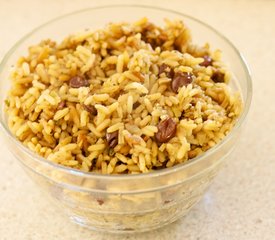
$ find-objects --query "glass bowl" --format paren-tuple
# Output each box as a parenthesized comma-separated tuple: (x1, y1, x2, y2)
(0, 5, 252, 233)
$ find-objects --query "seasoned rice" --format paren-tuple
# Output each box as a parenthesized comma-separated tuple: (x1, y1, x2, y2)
(5, 18, 242, 174)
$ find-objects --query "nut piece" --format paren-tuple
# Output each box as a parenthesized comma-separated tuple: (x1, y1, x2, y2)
(155, 118, 177, 143)
(83, 104, 97, 115)
(199, 55, 213, 67)
(69, 76, 89, 88)
(106, 131, 119, 148)
(171, 72, 193, 92)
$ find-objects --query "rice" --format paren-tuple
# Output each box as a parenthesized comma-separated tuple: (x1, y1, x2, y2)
(5, 18, 242, 174)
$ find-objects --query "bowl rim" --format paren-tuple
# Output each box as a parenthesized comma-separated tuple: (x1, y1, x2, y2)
(0, 4, 252, 180)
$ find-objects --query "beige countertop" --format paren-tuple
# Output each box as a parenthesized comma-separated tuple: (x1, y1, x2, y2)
(0, 0, 274, 239)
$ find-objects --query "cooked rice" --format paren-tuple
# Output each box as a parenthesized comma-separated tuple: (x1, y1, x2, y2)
(5, 17, 242, 174)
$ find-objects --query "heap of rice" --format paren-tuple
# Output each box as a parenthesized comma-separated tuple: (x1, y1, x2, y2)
(5, 18, 242, 174)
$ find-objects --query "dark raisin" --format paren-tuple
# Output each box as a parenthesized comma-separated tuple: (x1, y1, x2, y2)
(69, 76, 89, 88)
(57, 100, 66, 110)
(133, 102, 140, 109)
(171, 72, 193, 92)
(158, 64, 174, 78)
(106, 131, 119, 148)
(199, 55, 213, 67)
(212, 71, 225, 83)
(155, 118, 177, 143)
(83, 104, 97, 115)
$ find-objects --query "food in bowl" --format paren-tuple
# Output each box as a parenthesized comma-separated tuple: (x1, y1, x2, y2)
(4, 17, 242, 174)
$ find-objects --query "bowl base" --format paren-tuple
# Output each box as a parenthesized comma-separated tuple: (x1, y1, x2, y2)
(69, 212, 186, 234)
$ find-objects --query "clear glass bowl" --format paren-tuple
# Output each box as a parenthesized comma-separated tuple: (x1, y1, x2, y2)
(0, 5, 252, 233)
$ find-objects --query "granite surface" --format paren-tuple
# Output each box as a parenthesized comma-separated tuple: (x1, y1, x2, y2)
(0, 0, 274, 239)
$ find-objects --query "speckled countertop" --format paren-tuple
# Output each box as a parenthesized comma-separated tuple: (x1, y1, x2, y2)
(0, 0, 274, 239)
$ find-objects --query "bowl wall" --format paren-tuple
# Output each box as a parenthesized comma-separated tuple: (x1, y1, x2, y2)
(0, 5, 251, 233)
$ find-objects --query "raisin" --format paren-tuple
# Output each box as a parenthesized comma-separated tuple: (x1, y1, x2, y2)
(167, 69, 174, 79)
(171, 72, 193, 92)
(106, 131, 119, 148)
(83, 104, 97, 115)
(69, 76, 89, 88)
(155, 118, 177, 143)
(133, 102, 140, 109)
(212, 71, 225, 83)
(199, 55, 213, 67)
